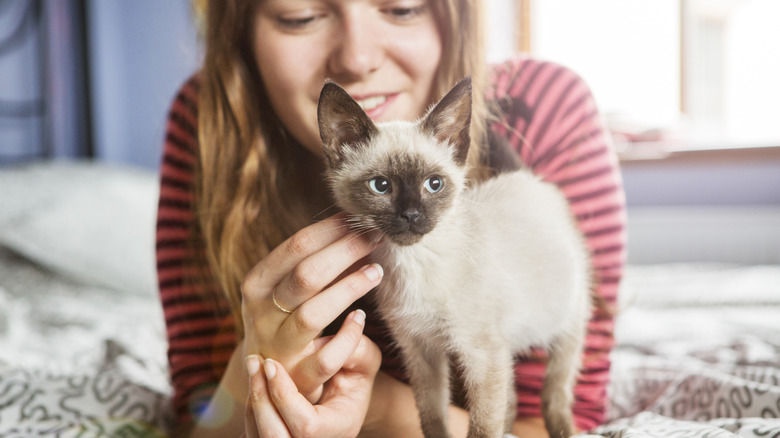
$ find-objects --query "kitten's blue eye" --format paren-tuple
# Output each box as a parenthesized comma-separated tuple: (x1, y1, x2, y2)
(369, 177, 391, 194)
(423, 176, 443, 193)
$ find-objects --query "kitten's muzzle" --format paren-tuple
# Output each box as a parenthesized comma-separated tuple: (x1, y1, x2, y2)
(385, 213, 433, 246)
(400, 208, 421, 224)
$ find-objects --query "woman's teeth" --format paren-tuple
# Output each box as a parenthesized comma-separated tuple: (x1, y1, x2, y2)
(356, 95, 387, 112)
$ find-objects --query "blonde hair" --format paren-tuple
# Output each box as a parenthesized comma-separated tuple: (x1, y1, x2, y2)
(194, 0, 490, 335)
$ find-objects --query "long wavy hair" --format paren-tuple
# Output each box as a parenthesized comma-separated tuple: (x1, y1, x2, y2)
(193, 0, 491, 335)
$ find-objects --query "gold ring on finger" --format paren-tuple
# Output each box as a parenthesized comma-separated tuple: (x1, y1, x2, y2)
(272, 290, 294, 314)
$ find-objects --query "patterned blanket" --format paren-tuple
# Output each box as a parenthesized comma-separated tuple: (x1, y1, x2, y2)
(591, 264, 780, 438)
(0, 248, 171, 437)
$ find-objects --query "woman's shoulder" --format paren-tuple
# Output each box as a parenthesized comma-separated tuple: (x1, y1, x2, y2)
(486, 54, 592, 104)
(164, 73, 202, 157)
(159, 73, 202, 187)
(169, 73, 201, 125)
(176, 73, 201, 98)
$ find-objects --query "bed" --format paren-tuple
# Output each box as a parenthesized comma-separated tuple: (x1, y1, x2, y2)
(1, 160, 778, 437)
(0, 161, 170, 437)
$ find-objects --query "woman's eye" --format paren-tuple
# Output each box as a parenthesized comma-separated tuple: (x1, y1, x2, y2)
(384, 3, 428, 21)
(276, 11, 321, 30)
(423, 176, 443, 193)
(368, 177, 391, 194)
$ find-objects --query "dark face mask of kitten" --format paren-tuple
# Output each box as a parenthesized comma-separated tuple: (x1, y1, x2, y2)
(317, 78, 473, 246)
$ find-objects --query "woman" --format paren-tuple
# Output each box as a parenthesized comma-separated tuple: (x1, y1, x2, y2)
(156, 0, 625, 436)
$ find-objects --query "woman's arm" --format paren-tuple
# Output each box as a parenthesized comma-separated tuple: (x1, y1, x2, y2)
(186, 342, 247, 437)
(157, 76, 241, 431)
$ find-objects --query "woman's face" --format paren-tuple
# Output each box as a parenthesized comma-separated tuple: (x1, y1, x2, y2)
(253, 0, 442, 155)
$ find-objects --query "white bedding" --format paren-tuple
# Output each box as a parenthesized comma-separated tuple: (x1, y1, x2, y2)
(0, 248, 171, 437)
(591, 264, 780, 437)
(1, 160, 779, 437)
(0, 161, 169, 436)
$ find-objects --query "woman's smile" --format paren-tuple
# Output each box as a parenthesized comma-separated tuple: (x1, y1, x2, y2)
(352, 92, 398, 120)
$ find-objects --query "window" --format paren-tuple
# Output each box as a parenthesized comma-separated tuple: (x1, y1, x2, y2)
(487, 0, 780, 154)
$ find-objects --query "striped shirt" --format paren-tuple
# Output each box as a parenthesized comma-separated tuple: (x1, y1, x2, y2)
(156, 55, 626, 431)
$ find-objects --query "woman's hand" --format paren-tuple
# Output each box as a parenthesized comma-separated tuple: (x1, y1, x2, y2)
(243, 318, 382, 438)
(240, 213, 383, 403)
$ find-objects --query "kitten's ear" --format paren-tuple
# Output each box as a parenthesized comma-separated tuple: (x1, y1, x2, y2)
(318, 81, 378, 167)
(421, 77, 472, 166)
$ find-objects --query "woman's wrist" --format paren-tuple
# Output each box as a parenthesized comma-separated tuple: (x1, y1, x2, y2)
(187, 341, 248, 437)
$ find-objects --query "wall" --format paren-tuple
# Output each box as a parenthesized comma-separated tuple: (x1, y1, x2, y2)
(87, 0, 200, 169)
(0, 0, 199, 168)
(622, 147, 780, 206)
(621, 147, 780, 264)
(0, 1, 44, 161)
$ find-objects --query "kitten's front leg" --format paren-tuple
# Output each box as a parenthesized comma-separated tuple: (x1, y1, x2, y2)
(396, 335, 452, 438)
(454, 342, 514, 438)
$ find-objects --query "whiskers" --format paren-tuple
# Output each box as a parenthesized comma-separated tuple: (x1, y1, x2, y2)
(344, 214, 384, 246)
(311, 202, 342, 221)
(310, 211, 385, 247)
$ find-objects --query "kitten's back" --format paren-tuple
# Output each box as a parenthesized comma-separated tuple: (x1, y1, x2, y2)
(460, 169, 590, 349)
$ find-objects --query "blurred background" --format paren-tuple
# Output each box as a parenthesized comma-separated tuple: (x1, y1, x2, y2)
(0, 0, 198, 168)
(1, 0, 779, 265)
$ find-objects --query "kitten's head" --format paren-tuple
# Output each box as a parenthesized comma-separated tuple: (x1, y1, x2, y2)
(318, 78, 472, 246)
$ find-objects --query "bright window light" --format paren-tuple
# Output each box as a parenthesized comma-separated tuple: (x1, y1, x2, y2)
(488, 0, 780, 151)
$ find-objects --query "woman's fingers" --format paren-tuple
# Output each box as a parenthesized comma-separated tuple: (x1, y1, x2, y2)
(293, 309, 368, 399)
(271, 233, 380, 314)
(262, 358, 319, 435)
(280, 264, 383, 348)
(247, 355, 290, 438)
(241, 214, 350, 303)
(247, 330, 381, 438)
(342, 329, 383, 376)
(240, 213, 378, 353)
(275, 265, 381, 398)
(263, 359, 363, 438)
(243, 396, 260, 438)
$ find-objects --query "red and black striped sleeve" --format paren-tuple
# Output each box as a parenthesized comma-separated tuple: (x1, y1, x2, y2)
(156, 75, 238, 426)
(488, 56, 626, 431)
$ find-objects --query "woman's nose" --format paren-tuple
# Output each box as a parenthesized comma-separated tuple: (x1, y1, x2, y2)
(328, 13, 384, 80)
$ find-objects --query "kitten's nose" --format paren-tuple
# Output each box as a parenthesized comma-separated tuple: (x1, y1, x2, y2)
(401, 209, 421, 223)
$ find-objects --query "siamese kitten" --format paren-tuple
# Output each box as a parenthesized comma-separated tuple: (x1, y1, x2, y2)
(317, 78, 590, 438)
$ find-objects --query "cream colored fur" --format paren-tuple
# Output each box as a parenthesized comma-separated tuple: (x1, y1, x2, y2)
(371, 167, 590, 438)
(319, 79, 590, 438)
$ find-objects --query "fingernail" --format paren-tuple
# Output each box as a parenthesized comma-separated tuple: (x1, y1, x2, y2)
(246, 355, 260, 376)
(353, 309, 366, 326)
(363, 263, 383, 281)
(264, 358, 277, 380)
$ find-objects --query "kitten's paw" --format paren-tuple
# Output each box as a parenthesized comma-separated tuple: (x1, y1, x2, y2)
(544, 416, 574, 438)
(420, 417, 452, 438)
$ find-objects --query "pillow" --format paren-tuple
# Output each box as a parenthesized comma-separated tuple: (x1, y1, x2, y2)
(0, 160, 159, 296)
